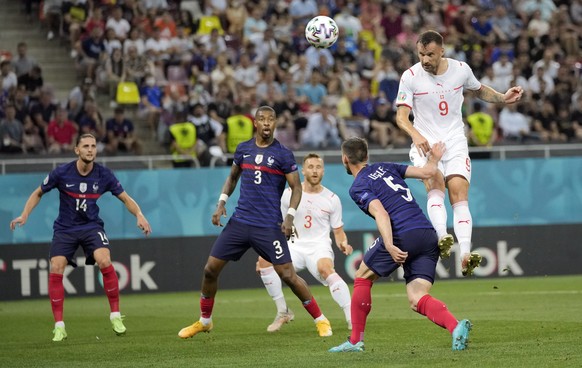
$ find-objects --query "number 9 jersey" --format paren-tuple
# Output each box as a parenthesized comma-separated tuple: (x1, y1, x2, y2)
(41, 161, 124, 231)
(396, 58, 481, 143)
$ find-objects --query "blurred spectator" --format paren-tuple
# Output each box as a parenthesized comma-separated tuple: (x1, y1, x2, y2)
(145, 28, 171, 63)
(528, 66, 555, 96)
(104, 107, 142, 154)
(334, 5, 362, 41)
(0, 103, 24, 153)
(43, 0, 63, 41)
(498, 104, 533, 142)
(288, 0, 318, 26)
(300, 103, 344, 149)
(466, 103, 497, 147)
(243, 7, 268, 45)
(256, 69, 283, 103)
(102, 47, 125, 107)
(305, 46, 334, 72)
(46, 105, 78, 154)
(186, 103, 224, 166)
(154, 10, 177, 40)
(62, 0, 90, 51)
(124, 46, 152, 85)
(67, 77, 95, 120)
(12, 42, 38, 78)
(76, 99, 105, 143)
(220, 105, 254, 155)
(532, 99, 567, 142)
(103, 29, 123, 56)
(141, 0, 169, 12)
(83, 7, 106, 43)
(225, 0, 248, 38)
(1, 60, 18, 92)
(17, 66, 44, 101)
(106, 6, 131, 42)
(123, 28, 146, 56)
(288, 55, 312, 86)
(490, 5, 522, 42)
(368, 98, 400, 148)
(298, 70, 327, 106)
(233, 53, 259, 93)
(78, 27, 106, 80)
(139, 75, 163, 138)
(199, 28, 228, 59)
(30, 89, 57, 146)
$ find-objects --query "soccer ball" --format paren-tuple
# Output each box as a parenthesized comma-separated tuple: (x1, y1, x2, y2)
(305, 16, 339, 49)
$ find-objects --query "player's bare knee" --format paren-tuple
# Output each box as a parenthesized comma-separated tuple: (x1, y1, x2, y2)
(202, 264, 220, 281)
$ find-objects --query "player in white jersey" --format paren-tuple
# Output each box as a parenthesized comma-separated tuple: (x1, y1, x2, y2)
(257, 153, 353, 332)
(395, 30, 523, 276)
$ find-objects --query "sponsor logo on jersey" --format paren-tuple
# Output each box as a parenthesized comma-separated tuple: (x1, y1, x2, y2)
(255, 154, 263, 165)
(80, 183, 87, 193)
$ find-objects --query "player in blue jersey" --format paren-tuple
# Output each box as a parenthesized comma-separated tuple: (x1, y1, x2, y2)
(329, 137, 472, 353)
(178, 106, 333, 339)
(10, 133, 152, 342)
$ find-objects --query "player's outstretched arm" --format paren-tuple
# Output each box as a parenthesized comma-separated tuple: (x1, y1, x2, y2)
(117, 191, 152, 236)
(212, 164, 243, 227)
(404, 142, 446, 180)
(10, 187, 44, 231)
(396, 105, 430, 157)
(475, 84, 524, 104)
(332, 226, 353, 255)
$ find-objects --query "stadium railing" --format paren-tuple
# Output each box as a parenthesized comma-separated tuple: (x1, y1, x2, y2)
(1, 143, 582, 174)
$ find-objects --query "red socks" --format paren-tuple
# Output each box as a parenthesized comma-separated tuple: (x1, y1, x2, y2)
(200, 296, 215, 318)
(101, 264, 120, 312)
(48, 273, 64, 322)
(350, 278, 373, 344)
(302, 297, 323, 319)
(417, 294, 458, 333)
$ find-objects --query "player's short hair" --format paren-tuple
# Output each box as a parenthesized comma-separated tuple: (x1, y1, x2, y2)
(76, 133, 96, 146)
(255, 105, 276, 117)
(341, 137, 368, 165)
(303, 153, 322, 164)
(417, 30, 443, 47)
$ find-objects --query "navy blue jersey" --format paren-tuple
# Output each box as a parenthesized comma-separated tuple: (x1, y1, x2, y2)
(41, 161, 124, 232)
(231, 138, 297, 228)
(349, 162, 433, 237)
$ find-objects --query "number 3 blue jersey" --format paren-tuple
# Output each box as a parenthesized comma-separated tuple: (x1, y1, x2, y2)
(231, 138, 298, 229)
(349, 162, 433, 237)
(41, 161, 124, 232)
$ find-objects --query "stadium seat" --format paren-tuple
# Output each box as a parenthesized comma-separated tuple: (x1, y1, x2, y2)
(196, 15, 223, 35)
(116, 81, 140, 105)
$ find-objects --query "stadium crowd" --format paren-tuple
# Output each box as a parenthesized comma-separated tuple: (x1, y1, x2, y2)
(1, 0, 581, 162)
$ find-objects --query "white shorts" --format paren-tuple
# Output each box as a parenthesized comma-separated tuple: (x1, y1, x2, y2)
(409, 136, 471, 183)
(289, 240, 335, 286)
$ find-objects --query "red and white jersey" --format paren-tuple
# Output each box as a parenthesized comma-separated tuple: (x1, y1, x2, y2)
(396, 58, 481, 142)
(281, 185, 343, 248)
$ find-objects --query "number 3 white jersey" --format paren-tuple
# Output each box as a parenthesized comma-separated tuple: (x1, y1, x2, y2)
(396, 58, 481, 142)
(280, 186, 343, 248)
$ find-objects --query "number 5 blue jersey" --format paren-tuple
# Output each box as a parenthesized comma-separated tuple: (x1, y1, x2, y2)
(41, 161, 124, 232)
(231, 138, 298, 229)
(349, 162, 433, 237)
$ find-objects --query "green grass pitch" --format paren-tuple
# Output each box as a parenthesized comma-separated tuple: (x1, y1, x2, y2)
(1, 275, 581, 367)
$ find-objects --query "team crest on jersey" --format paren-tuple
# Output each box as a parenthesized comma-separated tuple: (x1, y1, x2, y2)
(267, 156, 275, 166)
(255, 154, 263, 165)
(92, 183, 99, 193)
(397, 91, 406, 102)
(79, 183, 87, 193)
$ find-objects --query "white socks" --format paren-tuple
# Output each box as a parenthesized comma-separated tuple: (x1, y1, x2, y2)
(110, 311, 121, 320)
(453, 201, 472, 255)
(326, 273, 351, 323)
(427, 189, 447, 238)
(260, 266, 287, 314)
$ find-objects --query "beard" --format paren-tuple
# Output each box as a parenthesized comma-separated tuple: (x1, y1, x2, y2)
(343, 163, 352, 175)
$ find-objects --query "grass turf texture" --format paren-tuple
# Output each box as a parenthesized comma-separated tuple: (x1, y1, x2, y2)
(1, 275, 581, 368)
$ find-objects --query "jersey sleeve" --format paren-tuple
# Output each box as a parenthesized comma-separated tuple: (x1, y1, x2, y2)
(395, 70, 414, 109)
(40, 168, 59, 193)
(349, 180, 377, 216)
(462, 62, 482, 91)
(233, 143, 244, 166)
(280, 148, 298, 174)
(280, 187, 291, 217)
(104, 167, 124, 196)
(329, 193, 344, 229)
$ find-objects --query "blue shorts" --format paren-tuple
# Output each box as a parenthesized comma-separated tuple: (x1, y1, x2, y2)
(363, 228, 439, 284)
(210, 218, 292, 265)
(50, 226, 111, 267)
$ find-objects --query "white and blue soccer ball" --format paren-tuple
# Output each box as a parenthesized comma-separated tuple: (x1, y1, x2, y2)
(305, 15, 339, 49)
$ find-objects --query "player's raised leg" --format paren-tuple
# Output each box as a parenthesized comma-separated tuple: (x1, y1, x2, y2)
(275, 262, 332, 337)
(257, 257, 294, 332)
(179, 256, 228, 338)
(49, 256, 67, 342)
(427, 188, 453, 259)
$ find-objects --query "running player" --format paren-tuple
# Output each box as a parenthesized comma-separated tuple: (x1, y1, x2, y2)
(257, 153, 353, 332)
(178, 106, 333, 339)
(329, 137, 471, 352)
(395, 30, 523, 276)
(10, 133, 152, 342)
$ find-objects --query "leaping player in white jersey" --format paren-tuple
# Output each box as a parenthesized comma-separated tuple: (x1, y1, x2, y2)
(257, 153, 353, 332)
(395, 30, 523, 276)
